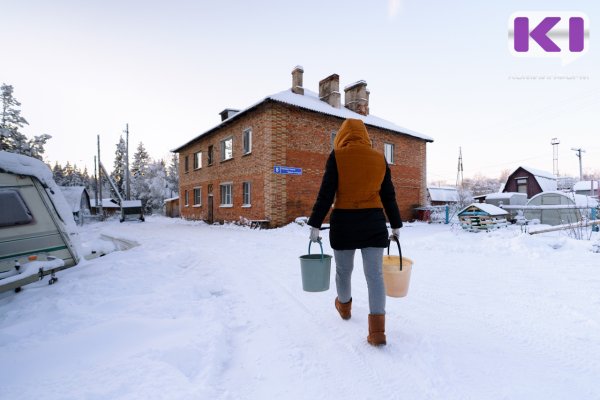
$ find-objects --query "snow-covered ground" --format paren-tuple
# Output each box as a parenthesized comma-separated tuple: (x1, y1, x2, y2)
(1, 216, 599, 400)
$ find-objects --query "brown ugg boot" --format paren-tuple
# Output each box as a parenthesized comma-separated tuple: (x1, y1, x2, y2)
(335, 297, 352, 320)
(367, 314, 386, 346)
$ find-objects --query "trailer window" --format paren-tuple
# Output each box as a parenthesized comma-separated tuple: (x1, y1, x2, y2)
(0, 189, 33, 227)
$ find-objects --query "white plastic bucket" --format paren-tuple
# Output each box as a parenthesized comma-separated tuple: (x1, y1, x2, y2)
(382, 237, 413, 298)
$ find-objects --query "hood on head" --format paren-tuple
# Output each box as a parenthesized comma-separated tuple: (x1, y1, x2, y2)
(334, 119, 372, 150)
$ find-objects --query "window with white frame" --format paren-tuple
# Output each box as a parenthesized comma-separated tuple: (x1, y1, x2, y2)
(242, 182, 251, 206)
(384, 143, 395, 164)
(193, 187, 202, 206)
(220, 183, 232, 206)
(184, 190, 189, 206)
(193, 151, 202, 169)
(243, 128, 252, 154)
(221, 137, 233, 161)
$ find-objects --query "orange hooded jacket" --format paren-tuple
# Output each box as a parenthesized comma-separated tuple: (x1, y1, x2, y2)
(333, 119, 386, 210)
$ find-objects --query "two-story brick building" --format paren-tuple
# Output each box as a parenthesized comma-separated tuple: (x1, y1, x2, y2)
(173, 67, 433, 227)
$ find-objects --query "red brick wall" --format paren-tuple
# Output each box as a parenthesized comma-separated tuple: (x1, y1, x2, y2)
(178, 105, 272, 223)
(177, 101, 428, 227)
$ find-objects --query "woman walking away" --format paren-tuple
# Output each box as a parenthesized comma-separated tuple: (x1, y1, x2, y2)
(308, 118, 402, 346)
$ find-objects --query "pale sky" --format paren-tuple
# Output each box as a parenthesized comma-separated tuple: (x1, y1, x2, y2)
(2, 0, 599, 184)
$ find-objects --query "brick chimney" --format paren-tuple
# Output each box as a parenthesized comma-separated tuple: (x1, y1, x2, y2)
(291, 66, 304, 95)
(219, 108, 240, 121)
(344, 80, 369, 115)
(318, 74, 341, 108)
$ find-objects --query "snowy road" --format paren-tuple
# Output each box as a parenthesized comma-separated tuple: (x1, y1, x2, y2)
(1, 216, 599, 400)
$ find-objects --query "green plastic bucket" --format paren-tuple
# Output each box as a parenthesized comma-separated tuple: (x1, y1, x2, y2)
(299, 240, 332, 292)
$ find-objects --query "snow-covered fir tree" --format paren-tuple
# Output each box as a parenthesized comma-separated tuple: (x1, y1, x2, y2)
(110, 136, 127, 198)
(52, 162, 92, 188)
(166, 153, 179, 198)
(131, 141, 150, 178)
(0, 83, 51, 159)
(52, 162, 66, 185)
(130, 141, 150, 204)
(144, 160, 169, 213)
(1, 83, 29, 152)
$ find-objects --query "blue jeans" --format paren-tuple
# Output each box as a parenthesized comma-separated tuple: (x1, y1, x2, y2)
(334, 247, 385, 315)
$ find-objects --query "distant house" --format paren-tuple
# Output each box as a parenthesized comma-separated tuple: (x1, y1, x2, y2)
(172, 66, 433, 227)
(573, 181, 599, 197)
(427, 186, 459, 206)
(59, 186, 92, 225)
(457, 203, 509, 232)
(503, 166, 557, 199)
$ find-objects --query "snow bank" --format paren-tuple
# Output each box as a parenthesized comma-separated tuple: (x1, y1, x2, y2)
(1, 217, 599, 400)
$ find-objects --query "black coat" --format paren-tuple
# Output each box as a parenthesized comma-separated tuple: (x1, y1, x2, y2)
(308, 151, 402, 250)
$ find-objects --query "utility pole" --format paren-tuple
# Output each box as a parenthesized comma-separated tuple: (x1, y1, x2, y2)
(456, 146, 464, 188)
(97, 135, 103, 217)
(571, 147, 585, 181)
(124, 123, 131, 200)
(94, 155, 98, 209)
(551, 138, 560, 177)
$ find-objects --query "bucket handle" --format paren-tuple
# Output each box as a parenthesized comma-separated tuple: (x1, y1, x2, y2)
(308, 239, 325, 261)
(387, 236, 403, 271)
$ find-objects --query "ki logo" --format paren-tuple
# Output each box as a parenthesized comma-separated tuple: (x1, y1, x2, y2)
(509, 12, 589, 64)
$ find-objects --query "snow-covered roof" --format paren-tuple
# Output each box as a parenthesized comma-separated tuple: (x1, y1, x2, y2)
(459, 203, 508, 216)
(427, 186, 459, 202)
(90, 198, 120, 208)
(164, 196, 179, 203)
(173, 88, 433, 151)
(485, 192, 527, 200)
(122, 200, 142, 207)
(573, 181, 599, 191)
(520, 166, 556, 180)
(59, 186, 88, 213)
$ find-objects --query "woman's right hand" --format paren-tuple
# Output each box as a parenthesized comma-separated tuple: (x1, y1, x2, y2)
(310, 227, 321, 242)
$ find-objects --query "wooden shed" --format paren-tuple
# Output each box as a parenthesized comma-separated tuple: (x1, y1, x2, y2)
(164, 196, 180, 218)
(458, 203, 509, 232)
(427, 186, 459, 206)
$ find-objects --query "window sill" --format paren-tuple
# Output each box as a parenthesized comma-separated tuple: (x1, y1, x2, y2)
(193, 168, 201, 171)
(220, 204, 233, 208)
(184, 205, 189, 207)
(242, 152, 252, 157)
(242, 204, 252, 208)
(220, 158, 233, 163)
(193, 205, 202, 208)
